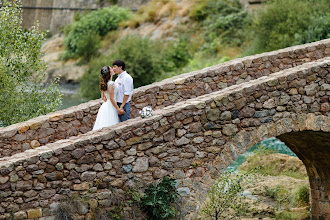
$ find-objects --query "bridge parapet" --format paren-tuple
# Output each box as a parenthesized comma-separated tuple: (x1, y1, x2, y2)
(1, 39, 329, 158)
(0, 57, 329, 219)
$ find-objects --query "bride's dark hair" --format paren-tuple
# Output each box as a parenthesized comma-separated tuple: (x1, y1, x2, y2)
(99, 66, 111, 91)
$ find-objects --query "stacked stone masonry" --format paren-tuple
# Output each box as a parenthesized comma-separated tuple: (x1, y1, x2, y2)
(1, 39, 329, 158)
(0, 55, 329, 219)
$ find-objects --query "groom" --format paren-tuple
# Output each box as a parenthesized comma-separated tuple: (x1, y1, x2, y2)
(112, 59, 134, 122)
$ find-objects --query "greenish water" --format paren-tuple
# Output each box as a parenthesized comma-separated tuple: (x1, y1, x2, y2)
(226, 137, 296, 172)
(59, 84, 89, 110)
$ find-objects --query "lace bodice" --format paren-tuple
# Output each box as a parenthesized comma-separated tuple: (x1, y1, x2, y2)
(105, 81, 118, 100)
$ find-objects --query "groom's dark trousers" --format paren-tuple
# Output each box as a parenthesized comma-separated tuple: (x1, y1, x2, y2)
(117, 102, 131, 122)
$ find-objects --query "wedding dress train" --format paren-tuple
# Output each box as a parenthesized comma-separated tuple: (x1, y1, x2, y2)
(93, 81, 120, 130)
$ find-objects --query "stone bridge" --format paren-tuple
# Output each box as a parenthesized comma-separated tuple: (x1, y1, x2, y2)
(0, 39, 329, 219)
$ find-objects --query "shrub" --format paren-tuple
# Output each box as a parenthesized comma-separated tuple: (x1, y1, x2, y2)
(189, 0, 251, 53)
(122, 0, 178, 28)
(164, 37, 192, 70)
(55, 202, 76, 220)
(292, 184, 310, 206)
(111, 35, 165, 88)
(248, 0, 330, 54)
(0, 0, 62, 126)
(63, 6, 131, 59)
(295, 13, 330, 45)
(79, 58, 106, 100)
(75, 31, 101, 61)
(140, 176, 179, 220)
(200, 171, 257, 220)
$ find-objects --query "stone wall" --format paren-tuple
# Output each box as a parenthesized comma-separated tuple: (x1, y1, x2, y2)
(1, 39, 329, 158)
(0, 58, 329, 219)
(20, 0, 149, 34)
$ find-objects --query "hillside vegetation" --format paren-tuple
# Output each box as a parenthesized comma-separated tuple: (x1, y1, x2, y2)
(58, 0, 329, 100)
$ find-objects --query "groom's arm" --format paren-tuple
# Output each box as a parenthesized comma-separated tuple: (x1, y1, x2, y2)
(120, 95, 129, 110)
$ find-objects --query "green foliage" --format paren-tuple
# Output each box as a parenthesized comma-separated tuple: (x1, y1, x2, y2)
(295, 13, 330, 44)
(163, 37, 192, 71)
(0, 0, 62, 126)
(292, 184, 310, 206)
(190, 0, 251, 53)
(79, 58, 106, 100)
(264, 186, 290, 209)
(80, 35, 191, 99)
(63, 6, 131, 59)
(189, 0, 208, 21)
(264, 183, 310, 210)
(275, 210, 311, 220)
(111, 35, 164, 88)
(140, 176, 179, 220)
(200, 171, 256, 220)
(248, 0, 330, 54)
(240, 146, 307, 179)
(75, 31, 101, 61)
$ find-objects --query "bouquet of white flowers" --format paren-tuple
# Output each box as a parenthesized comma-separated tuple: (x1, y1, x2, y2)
(139, 106, 153, 118)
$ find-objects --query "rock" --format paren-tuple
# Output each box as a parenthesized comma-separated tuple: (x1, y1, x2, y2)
(133, 157, 149, 172)
(175, 136, 190, 146)
(113, 150, 125, 160)
(75, 201, 88, 215)
(81, 171, 96, 182)
(30, 140, 41, 148)
(320, 103, 330, 112)
(177, 187, 191, 196)
(193, 137, 204, 144)
(104, 162, 112, 170)
(222, 124, 238, 136)
(71, 148, 85, 159)
(27, 208, 42, 219)
(263, 98, 276, 109)
(14, 211, 27, 220)
(123, 156, 135, 165)
(40, 189, 56, 199)
(14, 134, 26, 142)
(0, 176, 9, 184)
(320, 83, 330, 91)
(207, 109, 220, 121)
(220, 111, 232, 120)
(92, 163, 103, 171)
(123, 165, 132, 173)
(73, 182, 89, 191)
(110, 178, 124, 187)
(126, 148, 137, 156)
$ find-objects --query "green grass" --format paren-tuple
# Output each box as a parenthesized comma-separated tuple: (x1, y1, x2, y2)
(240, 146, 308, 180)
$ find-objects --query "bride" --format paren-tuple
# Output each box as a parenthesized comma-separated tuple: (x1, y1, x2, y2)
(93, 66, 120, 130)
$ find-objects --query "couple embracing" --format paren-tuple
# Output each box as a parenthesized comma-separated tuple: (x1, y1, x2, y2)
(93, 60, 133, 131)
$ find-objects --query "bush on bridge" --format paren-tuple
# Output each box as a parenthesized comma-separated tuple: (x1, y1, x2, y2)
(140, 176, 179, 219)
(0, 0, 62, 126)
(62, 6, 132, 60)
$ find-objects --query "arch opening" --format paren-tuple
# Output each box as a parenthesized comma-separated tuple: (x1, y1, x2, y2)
(278, 131, 330, 220)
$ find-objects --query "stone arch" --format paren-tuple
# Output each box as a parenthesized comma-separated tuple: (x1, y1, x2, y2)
(195, 114, 330, 220)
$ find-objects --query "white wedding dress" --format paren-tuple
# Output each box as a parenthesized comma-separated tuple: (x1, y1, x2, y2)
(93, 81, 120, 130)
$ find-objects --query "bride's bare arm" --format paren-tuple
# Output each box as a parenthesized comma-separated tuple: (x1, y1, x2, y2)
(108, 84, 120, 111)
(101, 91, 106, 102)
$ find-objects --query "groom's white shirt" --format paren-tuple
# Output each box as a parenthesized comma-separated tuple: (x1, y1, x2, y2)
(115, 71, 133, 103)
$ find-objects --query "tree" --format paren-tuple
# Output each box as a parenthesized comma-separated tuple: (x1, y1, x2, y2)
(0, 0, 62, 126)
(200, 172, 256, 220)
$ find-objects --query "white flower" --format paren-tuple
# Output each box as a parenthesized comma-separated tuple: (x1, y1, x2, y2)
(139, 106, 153, 118)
